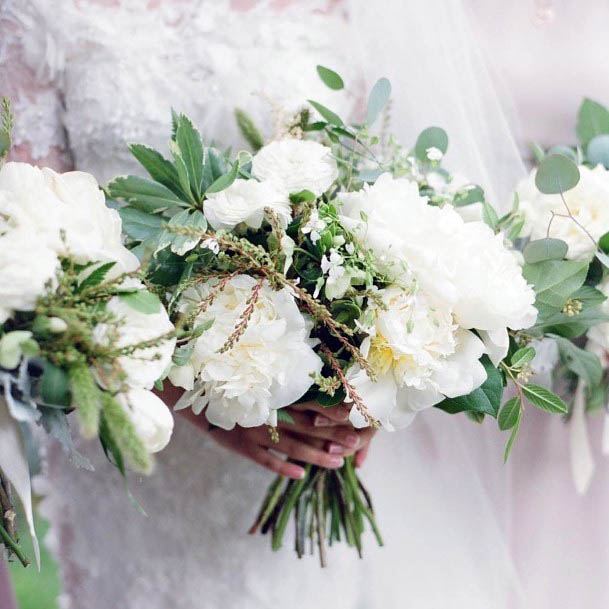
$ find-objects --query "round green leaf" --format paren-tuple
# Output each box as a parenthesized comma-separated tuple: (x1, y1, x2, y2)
(535, 154, 580, 194)
(366, 78, 392, 125)
(414, 127, 449, 162)
(587, 134, 609, 168)
(316, 65, 344, 91)
(547, 145, 577, 163)
(523, 238, 568, 264)
(40, 361, 71, 407)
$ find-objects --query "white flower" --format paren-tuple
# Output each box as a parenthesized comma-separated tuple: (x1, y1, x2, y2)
(320, 249, 351, 300)
(0, 224, 59, 323)
(0, 162, 139, 276)
(92, 280, 176, 390)
(171, 275, 322, 430)
(301, 209, 327, 243)
(516, 164, 609, 260)
(426, 147, 443, 161)
(116, 388, 174, 453)
(201, 238, 220, 254)
(252, 139, 338, 196)
(347, 285, 487, 430)
(340, 173, 537, 364)
(204, 178, 290, 231)
(587, 277, 609, 357)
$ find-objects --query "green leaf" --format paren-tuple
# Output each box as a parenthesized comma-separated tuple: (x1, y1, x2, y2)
(523, 238, 568, 264)
(119, 290, 161, 314)
(599, 231, 609, 254)
(315, 389, 347, 408)
(202, 147, 228, 191)
(172, 343, 194, 367)
(40, 361, 70, 407)
(503, 407, 522, 462)
(77, 261, 116, 292)
(414, 127, 449, 162)
(587, 134, 609, 168)
(128, 144, 185, 197)
(535, 153, 580, 194)
(289, 190, 316, 203)
(547, 145, 577, 162)
(531, 142, 545, 163)
(522, 384, 568, 414)
(498, 396, 521, 431)
(550, 334, 603, 387)
(276, 409, 295, 424)
(308, 100, 344, 127)
(453, 185, 485, 207)
(69, 362, 103, 438)
(147, 249, 186, 287)
(234, 108, 264, 152)
(108, 175, 188, 212)
(205, 160, 239, 194)
(0, 131, 10, 160)
(316, 65, 344, 90)
(366, 77, 392, 125)
(511, 347, 535, 369)
(157, 209, 207, 256)
(533, 306, 609, 338)
(576, 98, 609, 147)
(192, 318, 214, 338)
(571, 285, 606, 307)
(0, 331, 33, 369)
(170, 141, 195, 202)
(175, 113, 204, 199)
(435, 356, 503, 417)
(523, 259, 588, 307)
(119, 207, 164, 242)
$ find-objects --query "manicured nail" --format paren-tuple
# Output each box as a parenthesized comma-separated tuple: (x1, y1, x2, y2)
(327, 443, 344, 455)
(328, 456, 345, 468)
(344, 434, 359, 449)
(314, 415, 332, 427)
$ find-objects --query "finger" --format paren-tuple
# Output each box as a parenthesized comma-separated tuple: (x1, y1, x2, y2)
(354, 443, 371, 468)
(280, 411, 361, 449)
(289, 401, 350, 424)
(248, 446, 306, 479)
(271, 432, 345, 469)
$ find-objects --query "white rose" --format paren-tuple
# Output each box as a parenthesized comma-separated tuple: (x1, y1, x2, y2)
(204, 179, 290, 231)
(347, 285, 487, 430)
(117, 388, 174, 453)
(516, 164, 609, 260)
(172, 275, 322, 430)
(92, 280, 176, 390)
(0, 162, 139, 275)
(0, 225, 59, 323)
(252, 139, 338, 196)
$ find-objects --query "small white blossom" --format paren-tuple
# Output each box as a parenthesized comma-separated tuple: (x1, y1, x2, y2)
(426, 147, 443, 161)
(301, 209, 327, 244)
(201, 238, 220, 254)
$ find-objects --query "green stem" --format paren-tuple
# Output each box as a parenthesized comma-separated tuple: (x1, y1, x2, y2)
(0, 521, 29, 567)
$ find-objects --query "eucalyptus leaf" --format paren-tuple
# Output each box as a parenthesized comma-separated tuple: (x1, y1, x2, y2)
(547, 145, 577, 162)
(533, 306, 609, 338)
(535, 154, 580, 194)
(316, 65, 345, 91)
(523, 238, 568, 264)
(414, 127, 449, 162)
(172, 343, 194, 367)
(576, 98, 609, 147)
(308, 100, 344, 127)
(550, 334, 603, 387)
(366, 77, 392, 125)
(523, 259, 588, 307)
(587, 134, 609, 168)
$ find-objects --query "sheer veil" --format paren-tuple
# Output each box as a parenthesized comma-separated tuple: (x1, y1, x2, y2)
(347, 1, 527, 606)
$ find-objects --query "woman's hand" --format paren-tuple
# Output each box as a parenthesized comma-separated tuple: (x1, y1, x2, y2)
(161, 385, 375, 479)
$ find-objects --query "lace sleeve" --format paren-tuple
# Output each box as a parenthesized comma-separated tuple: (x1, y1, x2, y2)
(0, 1, 72, 170)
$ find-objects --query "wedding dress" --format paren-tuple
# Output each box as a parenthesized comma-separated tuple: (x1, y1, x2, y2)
(1, 1, 589, 608)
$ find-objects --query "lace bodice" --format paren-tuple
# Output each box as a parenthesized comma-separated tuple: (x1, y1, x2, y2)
(1, 0, 355, 181)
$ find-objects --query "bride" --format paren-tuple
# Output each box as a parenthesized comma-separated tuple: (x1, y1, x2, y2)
(1, 0, 606, 607)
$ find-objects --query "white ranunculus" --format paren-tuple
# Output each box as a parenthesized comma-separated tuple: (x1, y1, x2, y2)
(204, 179, 290, 231)
(252, 139, 338, 196)
(0, 162, 139, 275)
(347, 285, 487, 430)
(92, 280, 176, 390)
(0, 225, 59, 323)
(172, 275, 322, 430)
(117, 388, 174, 453)
(340, 173, 537, 364)
(516, 164, 609, 260)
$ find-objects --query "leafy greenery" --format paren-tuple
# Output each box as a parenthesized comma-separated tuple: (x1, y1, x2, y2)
(535, 153, 580, 194)
(316, 65, 345, 91)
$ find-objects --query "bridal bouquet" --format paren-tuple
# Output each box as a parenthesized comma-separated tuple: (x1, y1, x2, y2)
(0, 101, 175, 567)
(110, 68, 574, 564)
(511, 98, 609, 491)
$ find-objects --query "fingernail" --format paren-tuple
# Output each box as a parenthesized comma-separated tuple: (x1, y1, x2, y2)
(344, 434, 359, 449)
(314, 415, 332, 427)
(328, 456, 345, 468)
(297, 468, 306, 479)
(327, 443, 344, 455)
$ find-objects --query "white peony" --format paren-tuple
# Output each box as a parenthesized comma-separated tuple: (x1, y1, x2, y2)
(116, 388, 174, 453)
(92, 280, 176, 390)
(340, 173, 537, 364)
(204, 178, 290, 231)
(347, 285, 487, 430)
(0, 162, 139, 275)
(516, 164, 609, 260)
(0, 224, 59, 323)
(252, 139, 338, 196)
(170, 275, 322, 430)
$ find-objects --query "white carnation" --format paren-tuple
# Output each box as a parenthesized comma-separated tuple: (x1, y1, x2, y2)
(0, 162, 139, 275)
(0, 224, 59, 323)
(516, 164, 609, 260)
(116, 388, 174, 453)
(171, 275, 322, 430)
(204, 179, 290, 231)
(347, 285, 487, 430)
(252, 139, 338, 196)
(92, 280, 176, 390)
